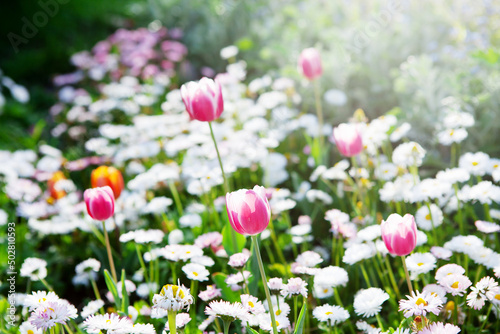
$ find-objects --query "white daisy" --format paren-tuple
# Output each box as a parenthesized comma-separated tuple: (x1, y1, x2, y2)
(353, 288, 389, 318)
(83, 313, 133, 333)
(280, 277, 308, 298)
(240, 294, 265, 315)
(398, 290, 443, 317)
(405, 252, 437, 279)
(152, 284, 194, 313)
(430, 246, 452, 260)
(80, 299, 105, 319)
(29, 300, 78, 330)
(435, 264, 466, 284)
(205, 300, 250, 322)
(415, 204, 443, 231)
(258, 313, 290, 332)
(312, 304, 349, 325)
(295, 251, 323, 267)
(181, 263, 209, 282)
(392, 142, 426, 168)
(459, 152, 490, 176)
(24, 291, 60, 311)
(343, 243, 375, 265)
(20, 258, 48, 281)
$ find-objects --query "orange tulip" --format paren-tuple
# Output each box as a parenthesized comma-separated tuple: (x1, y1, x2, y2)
(91, 166, 124, 199)
(47, 171, 67, 200)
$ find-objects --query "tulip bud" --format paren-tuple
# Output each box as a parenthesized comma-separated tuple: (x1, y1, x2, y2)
(84, 186, 115, 221)
(226, 185, 271, 236)
(180, 77, 224, 122)
(381, 213, 417, 257)
(332, 123, 364, 157)
(47, 171, 66, 200)
(298, 48, 322, 80)
(91, 166, 124, 199)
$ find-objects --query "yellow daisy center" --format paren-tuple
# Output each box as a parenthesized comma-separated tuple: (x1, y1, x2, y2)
(472, 161, 478, 166)
(425, 214, 431, 220)
(325, 311, 333, 315)
(276, 310, 282, 316)
(323, 288, 328, 293)
(248, 301, 254, 308)
(415, 298, 428, 306)
(160, 284, 185, 299)
(451, 281, 459, 289)
(495, 294, 500, 300)
(193, 272, 199, 277)
(28, 331, 34, 334)
(417, 262, 424, 266)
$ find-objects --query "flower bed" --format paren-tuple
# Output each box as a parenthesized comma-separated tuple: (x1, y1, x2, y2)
(1, 24, 500, 334)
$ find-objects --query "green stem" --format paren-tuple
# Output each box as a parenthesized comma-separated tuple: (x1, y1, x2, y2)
(222, 320, 232, 334)
(90, 277, 101, 301)
(102, 221, 117, 282)
(251, 235, 279, 334)
(401, 256, 414, 295)
(168, 181, 184, 216)
(375, 313, 385, 332)
(135, 244, 150, 283)
(294, 296, 298, 325)
(384, 256, 400, 300)
(170, 262, 177, 284)
(479, 303, 492, 332)
(190, 280, 198, 333)
(313, 79, 324, 165)
(63, 324, 74, 334)
(269, 219, 288, 276)
(359, 262, 371, 288)
(208, 121, 229, 194)
(209, 121, 238, 255)
(39, 277, 53, 291)
(168, 311, 177, 334)
(425, 201, 439, 246)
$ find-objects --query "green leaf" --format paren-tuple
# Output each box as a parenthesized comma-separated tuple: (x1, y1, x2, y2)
(104, 269, 121, 310)
(120, 269, 129, 315)
(222, 220, 246, 256)
(293, 301, 307, 334)
(246, 326, 260, 334)
(212, 272, 240, 303)
(471, 48, 500, 65)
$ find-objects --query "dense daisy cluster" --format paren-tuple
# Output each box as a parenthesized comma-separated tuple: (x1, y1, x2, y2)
(2, 8, 500, 333)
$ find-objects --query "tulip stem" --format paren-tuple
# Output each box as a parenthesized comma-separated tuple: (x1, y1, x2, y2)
(251, 235, 279, 334)
(209, 121, 239, 254)
(208, 121, 229, 194)
(401, 256, 413, 296)
(102, 221, 117, 282)
(313, 79, 324, 164)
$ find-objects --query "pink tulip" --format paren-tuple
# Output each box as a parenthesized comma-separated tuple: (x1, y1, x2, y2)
(381, 213, 417, 257)
(84, 186, 115, 221)
(298, 48, 322, 80)
(180, 77, 224, 122)
(332, 123, 364, 157)
(226, 185, 271, 236)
